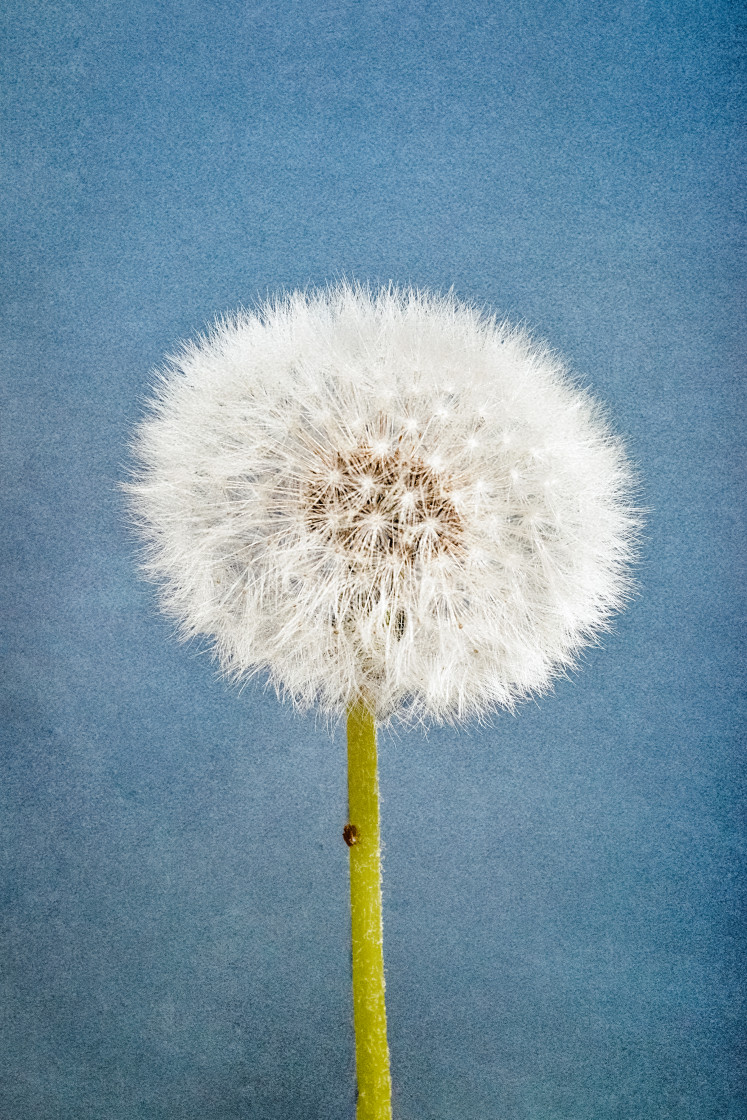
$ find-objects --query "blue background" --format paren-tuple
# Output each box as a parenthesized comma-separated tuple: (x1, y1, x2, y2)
(2, 2, 744, 1117)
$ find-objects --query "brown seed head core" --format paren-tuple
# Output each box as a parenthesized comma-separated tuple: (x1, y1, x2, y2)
(303, 436, 464, 568)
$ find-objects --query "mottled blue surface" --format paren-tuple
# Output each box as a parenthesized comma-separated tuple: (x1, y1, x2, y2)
(1, 2, 744, 1117)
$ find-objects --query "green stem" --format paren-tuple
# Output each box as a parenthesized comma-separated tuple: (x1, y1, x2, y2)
(346, 702, 392, 1120)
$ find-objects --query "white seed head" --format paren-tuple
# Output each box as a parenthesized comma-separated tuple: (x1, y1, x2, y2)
(126, 284, 639, 723)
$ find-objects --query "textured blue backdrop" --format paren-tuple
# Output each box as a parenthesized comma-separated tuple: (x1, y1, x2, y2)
(1, 2, 744, 1117)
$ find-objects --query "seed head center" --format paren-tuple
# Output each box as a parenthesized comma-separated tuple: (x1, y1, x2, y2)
(304, 440, 462, 565)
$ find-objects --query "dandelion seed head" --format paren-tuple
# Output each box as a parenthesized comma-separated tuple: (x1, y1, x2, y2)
(126, 283, 639, 724)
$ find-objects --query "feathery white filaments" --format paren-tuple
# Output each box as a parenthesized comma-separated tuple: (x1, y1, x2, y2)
(127, 284, 638, 723)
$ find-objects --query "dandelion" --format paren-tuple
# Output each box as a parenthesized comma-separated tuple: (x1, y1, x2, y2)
(126, 284, 638, 1119)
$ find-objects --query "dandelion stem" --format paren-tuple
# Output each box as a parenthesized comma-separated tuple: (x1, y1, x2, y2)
(346, 702, 392, 1120)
